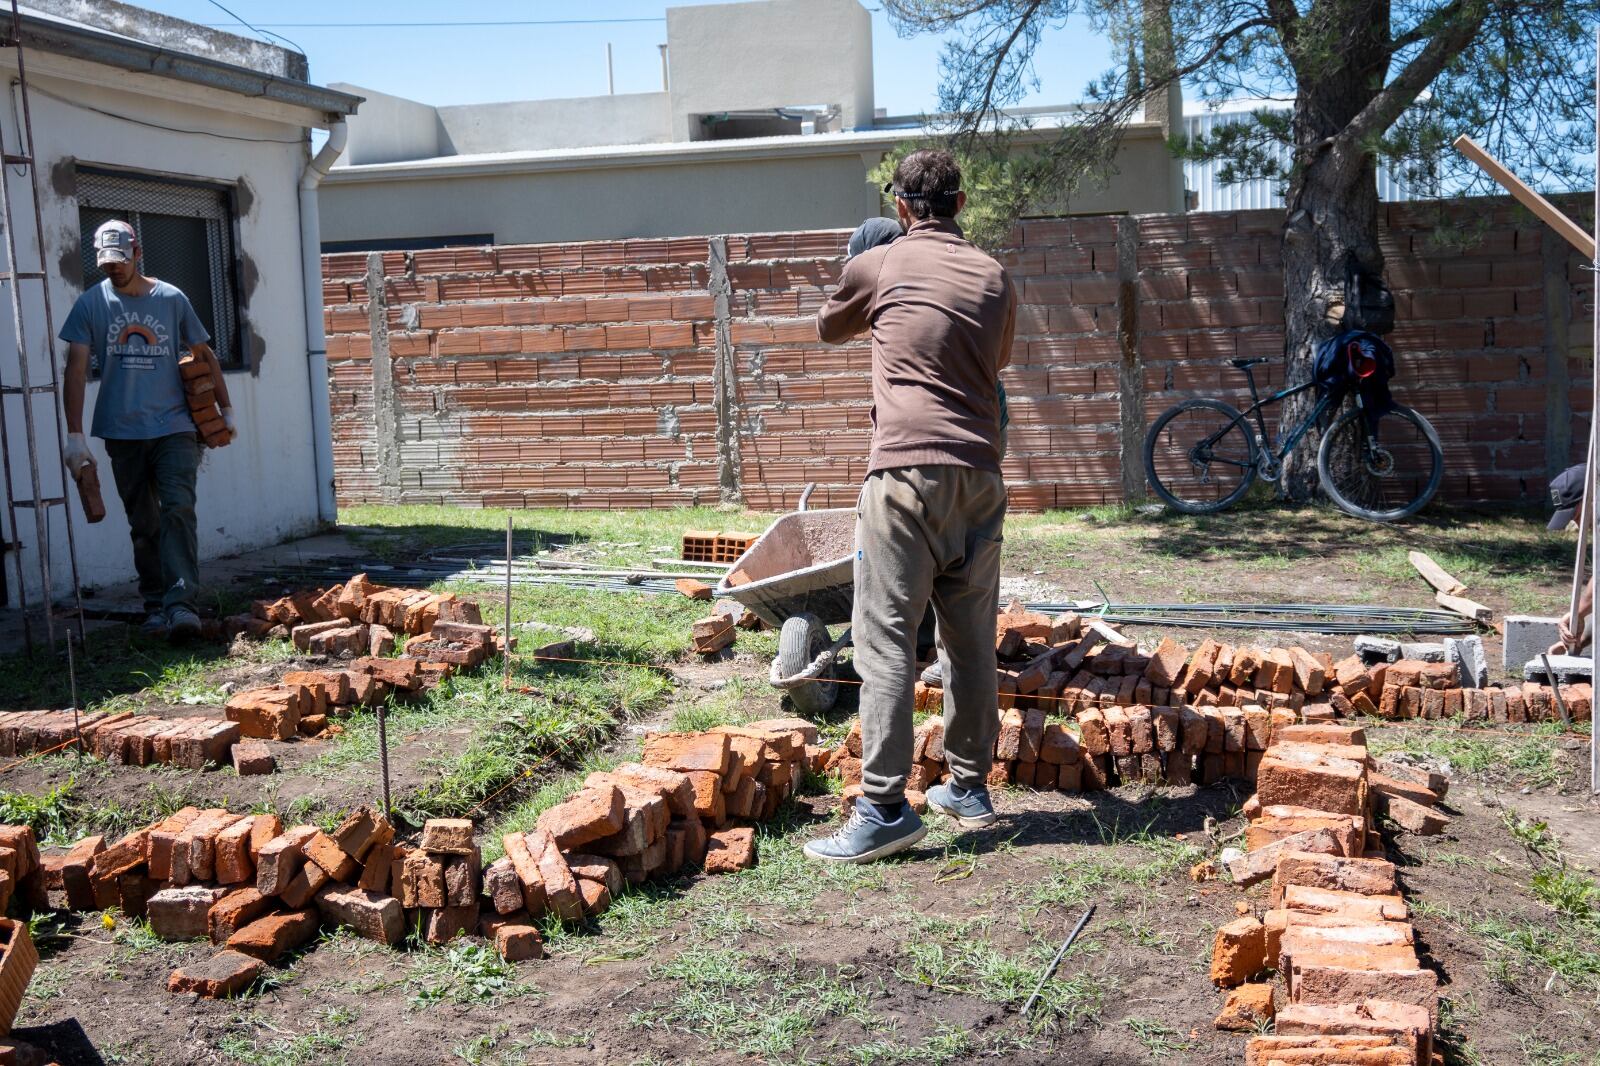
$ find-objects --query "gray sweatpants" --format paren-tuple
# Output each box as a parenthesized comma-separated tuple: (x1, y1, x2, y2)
(854, 465, 1007, 805)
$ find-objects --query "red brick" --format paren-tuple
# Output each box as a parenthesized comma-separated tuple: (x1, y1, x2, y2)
(1211, 915, 1267, 986)
(702, 827, 756, 874)
(167, 951, 263, 998)
(226, 908, 319, 962)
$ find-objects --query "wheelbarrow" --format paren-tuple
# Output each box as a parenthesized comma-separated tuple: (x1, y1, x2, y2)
(713, 507, 857, 715)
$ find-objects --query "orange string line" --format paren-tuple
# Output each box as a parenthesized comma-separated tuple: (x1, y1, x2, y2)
(0, 735, 86, 775)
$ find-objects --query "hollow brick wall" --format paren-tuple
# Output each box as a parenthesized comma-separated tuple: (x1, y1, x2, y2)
(323, 195, 1593, 512)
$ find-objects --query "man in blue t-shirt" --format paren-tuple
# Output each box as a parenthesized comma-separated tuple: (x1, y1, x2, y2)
(59, 220, 234, 640)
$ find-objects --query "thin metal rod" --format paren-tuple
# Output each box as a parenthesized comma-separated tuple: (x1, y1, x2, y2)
(1542, 653, 1572, 728)
(503, 513, 513, 688)
(65, 627, 82, 756)
(377, 702, 391, 814)
(1022, 904, 1095, 1017)
(1591, 35, 1598, 796)
(1568, 424, 1594, 631)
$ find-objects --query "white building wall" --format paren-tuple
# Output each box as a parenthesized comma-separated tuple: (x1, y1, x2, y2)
(0, 52, 326, 607)
(1184, 103, 1424, 211)
(666, 0, 874, 139)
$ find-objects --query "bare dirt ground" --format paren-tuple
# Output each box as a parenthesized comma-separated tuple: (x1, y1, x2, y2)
(4, 502, 1597, 1066)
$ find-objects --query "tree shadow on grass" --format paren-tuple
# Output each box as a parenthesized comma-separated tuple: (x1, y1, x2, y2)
(0, 624, 239, 712)
(1060, 500, 1564, 575)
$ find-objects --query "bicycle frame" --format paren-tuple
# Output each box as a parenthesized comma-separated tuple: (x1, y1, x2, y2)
(1232, 366, 1349, 463)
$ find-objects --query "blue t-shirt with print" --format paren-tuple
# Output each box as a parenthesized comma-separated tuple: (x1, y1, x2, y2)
(58, 278, 209, 440)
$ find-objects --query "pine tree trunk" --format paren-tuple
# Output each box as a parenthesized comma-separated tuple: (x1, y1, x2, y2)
(1278, 154, 1383, 500)
(1276, 1, 1390, 501)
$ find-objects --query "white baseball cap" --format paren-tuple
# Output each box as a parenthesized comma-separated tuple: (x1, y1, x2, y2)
(93, 219, 136, 265)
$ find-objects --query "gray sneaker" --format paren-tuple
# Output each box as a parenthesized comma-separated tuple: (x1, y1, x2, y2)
(926, 781, 999, 829)
(139, 609, 169, 638)
(167, 606, 202, 642)
(803, 799, 927, 864)
(919, 660, 944, 687)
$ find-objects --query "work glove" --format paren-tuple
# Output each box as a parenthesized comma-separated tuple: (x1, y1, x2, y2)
(222, 407, 236, 434)
(63, 432, 91, 474)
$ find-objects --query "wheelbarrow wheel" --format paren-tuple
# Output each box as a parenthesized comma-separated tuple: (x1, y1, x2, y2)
(778, 613, 838, 715)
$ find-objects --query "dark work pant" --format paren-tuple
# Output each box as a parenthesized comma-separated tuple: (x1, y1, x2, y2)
(104, 432, 201, 613)
(854, 465, 1008, 805)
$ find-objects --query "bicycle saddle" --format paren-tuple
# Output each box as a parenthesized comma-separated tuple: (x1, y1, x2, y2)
(1228, 357, 1271, 369)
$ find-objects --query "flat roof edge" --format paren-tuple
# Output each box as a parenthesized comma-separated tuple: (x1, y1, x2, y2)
(325, 121, 1167, 183)
(12, 13, 362, 118)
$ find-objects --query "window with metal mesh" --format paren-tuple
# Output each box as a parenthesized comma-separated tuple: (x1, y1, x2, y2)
(74, 168, 244, 375)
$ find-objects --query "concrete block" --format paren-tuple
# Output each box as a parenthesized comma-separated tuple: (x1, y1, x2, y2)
(1354, 636, 1401, 664)
(1523, 654, 1593, 683)
(1503, 616, 1561, 674)
(1444, 637, 1487, 689)
(1398, 642, 1445, 663)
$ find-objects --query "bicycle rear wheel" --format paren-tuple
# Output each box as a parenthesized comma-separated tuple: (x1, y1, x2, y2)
(1317, 403, 1443, 522)
(1143, 398, 1259, 514)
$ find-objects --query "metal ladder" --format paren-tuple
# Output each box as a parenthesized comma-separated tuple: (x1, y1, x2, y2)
(0, 0, 86, 654)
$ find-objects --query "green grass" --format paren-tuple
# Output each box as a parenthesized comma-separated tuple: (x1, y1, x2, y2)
(845, 1025, 974, 1066)
(338, 504, 778, 569)
(1003, 501, 1568, 611)
(0, 624, 297, 714)
(1367, 719, 1578, 790)
(406, 942, 535, 1010)
(0, 778, 206, 847)
(219, 1008, 356, 1066)
(893, 912, 1107, 1032)
(629, 945, 879, 1062)
(1124, 1017, 1194, 1057)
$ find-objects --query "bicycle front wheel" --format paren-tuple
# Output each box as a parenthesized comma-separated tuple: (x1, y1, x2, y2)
(1143, 398, 1259, 514)
(1317, 403, 1443, 522)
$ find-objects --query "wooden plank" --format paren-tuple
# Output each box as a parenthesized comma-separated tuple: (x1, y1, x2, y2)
(1436, 591, 1493, 627)
(1408, 551, 1466, 596)
(1453, 135, 1596, 258)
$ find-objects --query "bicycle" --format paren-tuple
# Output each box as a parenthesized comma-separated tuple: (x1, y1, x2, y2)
(1142, 356, 1443, 522)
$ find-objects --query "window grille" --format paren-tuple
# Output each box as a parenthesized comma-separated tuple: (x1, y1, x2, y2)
(74, 168, 245, 373)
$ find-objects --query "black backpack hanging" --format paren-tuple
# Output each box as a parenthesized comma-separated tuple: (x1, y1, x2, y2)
(1341, 253, 1395, 336)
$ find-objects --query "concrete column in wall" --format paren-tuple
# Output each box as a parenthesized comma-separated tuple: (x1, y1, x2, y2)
(707, 236, 742, 504)
(1117, 216, 1147, 502)
(366, 253, 403, 504)
(1543, 234, 1574, 482)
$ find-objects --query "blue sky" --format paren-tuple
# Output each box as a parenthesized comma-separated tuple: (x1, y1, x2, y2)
(131, 1, 1114, 115)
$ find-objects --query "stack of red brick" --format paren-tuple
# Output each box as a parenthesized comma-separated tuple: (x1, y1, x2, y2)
(496, 718, 820, 927)
(225, 577, 508, 742)
(1210, 722, 1447, 1064)
(18, 728, 819, 1005)
(0, 710, 237, 769)
(1328, 656, 1591, 723)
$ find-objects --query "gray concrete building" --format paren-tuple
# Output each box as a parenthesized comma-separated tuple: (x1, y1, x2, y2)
(319, 0, 1186, 250)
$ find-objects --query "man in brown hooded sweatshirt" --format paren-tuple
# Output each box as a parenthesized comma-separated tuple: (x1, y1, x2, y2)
(804, 149, 1016, 863)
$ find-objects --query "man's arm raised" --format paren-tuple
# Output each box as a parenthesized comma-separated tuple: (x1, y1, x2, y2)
(816, 252, 878, 344)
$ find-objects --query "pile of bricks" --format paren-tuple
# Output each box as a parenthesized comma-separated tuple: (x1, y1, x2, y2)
(9, 720, 822, 999)
(821, 616, 1337, 797)
(821, 621, 1532, 801)
(1210, 721, 1449, 1063)
(224, 577, 507, 743)
(0, 710, 237, 769)
(496, 718, 821, 929)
